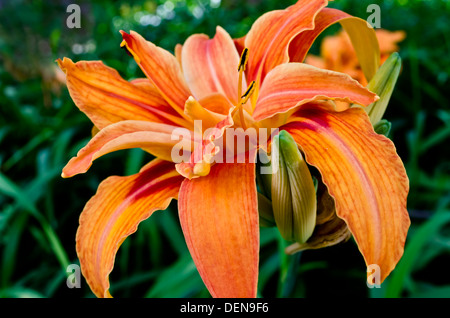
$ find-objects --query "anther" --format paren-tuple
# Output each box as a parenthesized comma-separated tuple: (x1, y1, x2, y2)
(237, 48, 249, 103)
(240, 81, 256, 105)
(238, 48, 249, 72)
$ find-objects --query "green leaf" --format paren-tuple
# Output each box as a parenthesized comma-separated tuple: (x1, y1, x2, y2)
(145, 254, 204, 298)
(409, 285, 450, 298)
(385, 210, 450, 298)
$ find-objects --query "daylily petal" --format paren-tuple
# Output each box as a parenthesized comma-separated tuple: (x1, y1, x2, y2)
(174, 43, 183, 67)
(198, 93, 234, 115)
(57, 58, 189, 129)
(178, 162, 259, 298)
(184, 96, 227, 130)
(62, 120, 192, 177)
(120, 30, 192, 115)
(182, 26, 244, 104)
(76, 159, 183, 297)
(253, 63, 378, 121)
(244, 0, 327, 83)
(289, 7, 380, 82)
(282, 103, 410, 283)
(233, 35, 246, 57)
(175, 107, 235, 179)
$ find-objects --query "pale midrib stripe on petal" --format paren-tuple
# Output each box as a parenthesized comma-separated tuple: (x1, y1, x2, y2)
(205, 40, 228, 99)
(94, 169, 180, 289)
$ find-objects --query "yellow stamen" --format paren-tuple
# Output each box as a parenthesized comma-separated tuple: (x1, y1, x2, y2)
(236, 48, 252, 129)
(237, 48, 249, 103)
(240, 81, 256, 105)
(238, 80, 256, 130)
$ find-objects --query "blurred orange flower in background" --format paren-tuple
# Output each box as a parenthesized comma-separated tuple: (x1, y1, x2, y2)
(306, 29, 406, 86)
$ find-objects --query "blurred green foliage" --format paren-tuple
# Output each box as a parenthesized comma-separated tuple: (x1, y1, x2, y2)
(0, 0, 449, 298)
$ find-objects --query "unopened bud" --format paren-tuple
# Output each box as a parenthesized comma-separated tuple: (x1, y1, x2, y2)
(366, 52, 402, 125)
(270, 131, 317, 244)
(373, 119, 392, 136)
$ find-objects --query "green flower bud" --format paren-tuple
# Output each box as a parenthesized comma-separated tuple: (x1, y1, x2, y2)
(285, 182, 351, 254)
(366, 52, 402, 125)
(373, 119, 392, 136)
(270, 130, 317, 244)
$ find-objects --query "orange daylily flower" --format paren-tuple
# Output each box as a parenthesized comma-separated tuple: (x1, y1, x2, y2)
(58, 0, 409, 298)
(306, 28, 406, 86)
